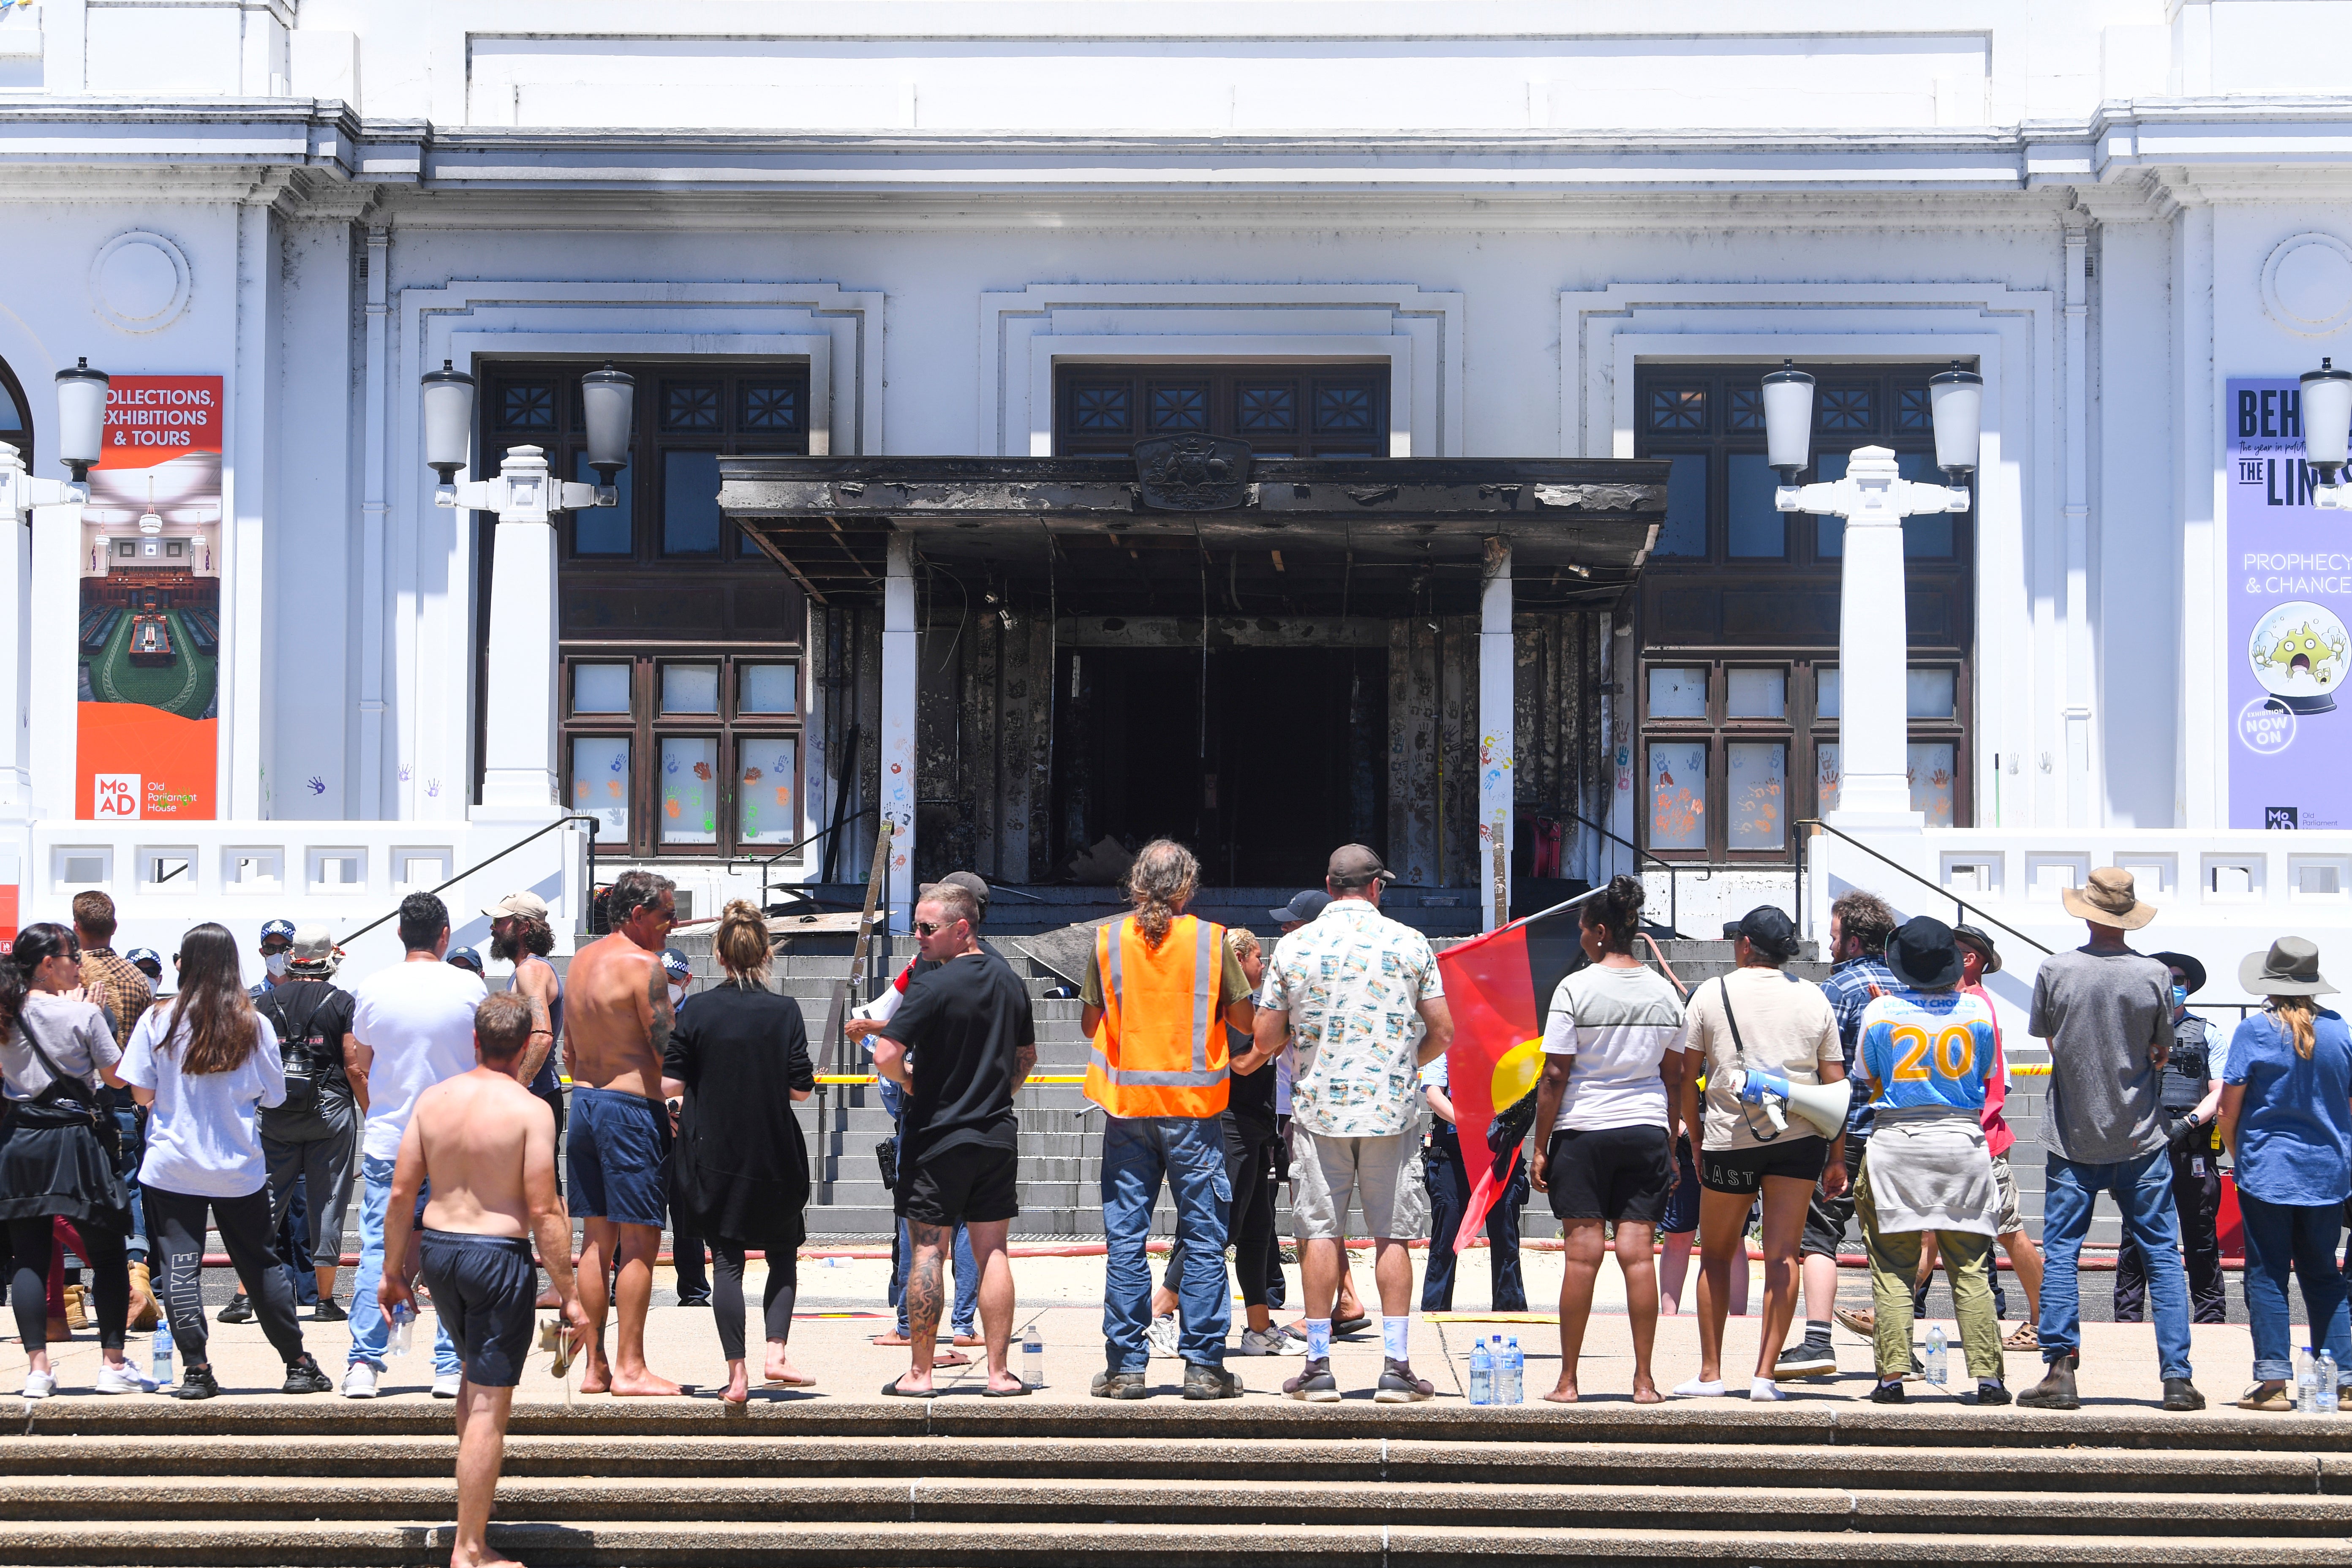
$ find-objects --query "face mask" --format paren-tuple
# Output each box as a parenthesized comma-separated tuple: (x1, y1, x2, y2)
(2172, 985, 2189, 1007)
(264, 953, 289, 978)
(669, 984, 687, 1009)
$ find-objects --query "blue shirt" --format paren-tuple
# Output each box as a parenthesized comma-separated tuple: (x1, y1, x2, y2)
(1822, 955, 1898, 1135)
(2225, 1008, 2352, 1208)
(1858, 988, 1996, 1116)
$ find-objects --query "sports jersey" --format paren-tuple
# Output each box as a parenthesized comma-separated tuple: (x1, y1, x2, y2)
(1857, 987, 1996, 1116)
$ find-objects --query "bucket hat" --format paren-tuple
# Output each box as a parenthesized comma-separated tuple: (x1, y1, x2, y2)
(2150, 950, 2208, 996)
(2060, 866, 2157, 930)
(2238, 936, 2337, 998)
(1888, 916, 1964, 989)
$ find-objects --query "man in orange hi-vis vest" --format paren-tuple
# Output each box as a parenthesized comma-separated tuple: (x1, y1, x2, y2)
(1079, 840, 1256, 1400)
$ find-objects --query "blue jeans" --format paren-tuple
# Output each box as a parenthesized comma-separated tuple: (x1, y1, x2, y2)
(110, 1103, 147, 1263)
(879, 1078, 975, 1336)
(1102, 1113, 1231, 1372)
(346, 1154, 459, 1376)
(2239, 1191, 2352, 1383)
(2038, 1150, 2193, 1380)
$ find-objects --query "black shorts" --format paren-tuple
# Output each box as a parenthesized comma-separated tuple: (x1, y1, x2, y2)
(1660, 1133, 1701, 1236)
(897, 1141, 1018, 1228)
(1545, 1124, 1675, 1225)
(416, 1230, 536, 1388)
(1801, 1136, 1864, 1259)
(1700, 1136, 1828, 1195)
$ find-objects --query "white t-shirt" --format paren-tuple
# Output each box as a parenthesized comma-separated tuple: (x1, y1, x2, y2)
(1540, 963, 1689, 1131)
(119, 1004, 286, 1199)
(350, 959, 487, 1162)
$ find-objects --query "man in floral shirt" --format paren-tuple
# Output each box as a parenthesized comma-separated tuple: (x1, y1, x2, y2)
(1253, 845, 1452, 1403)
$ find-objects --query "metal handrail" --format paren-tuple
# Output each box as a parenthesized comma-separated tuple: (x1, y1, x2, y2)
(335, 813, 599, 947)
(1797, 817, 2054, 958)
(720, 805, 877, 911)
(1548, 806, 1682, 938)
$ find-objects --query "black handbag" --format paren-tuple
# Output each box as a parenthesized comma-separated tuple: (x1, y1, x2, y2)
(875, 1138, 899, 1193)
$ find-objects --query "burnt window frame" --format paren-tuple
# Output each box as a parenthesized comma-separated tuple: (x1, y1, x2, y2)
(1053, 364, 1392, 458)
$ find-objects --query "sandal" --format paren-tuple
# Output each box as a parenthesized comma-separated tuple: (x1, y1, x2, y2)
(2237, 1382, 2293, 1412)
(2003, 1322, 2040, 1352)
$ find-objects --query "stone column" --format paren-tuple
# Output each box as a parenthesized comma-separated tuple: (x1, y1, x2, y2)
(1828, 446, 1925, 829)
(474, 446, 561, 819)
(881, 533, 917, 928)
(1478, 539, 1514, 929)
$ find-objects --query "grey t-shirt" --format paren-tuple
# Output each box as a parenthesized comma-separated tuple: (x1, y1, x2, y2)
(2028, 945, 2171, 1164)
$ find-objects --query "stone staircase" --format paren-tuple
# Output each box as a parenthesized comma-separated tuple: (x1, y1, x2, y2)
(0, 1399, 2344, 1565)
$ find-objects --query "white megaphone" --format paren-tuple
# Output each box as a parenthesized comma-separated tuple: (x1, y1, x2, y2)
(1734, 1068, 1853, 1140)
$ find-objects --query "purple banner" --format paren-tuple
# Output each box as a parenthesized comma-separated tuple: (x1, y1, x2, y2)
(2229, 376, 2352, 829)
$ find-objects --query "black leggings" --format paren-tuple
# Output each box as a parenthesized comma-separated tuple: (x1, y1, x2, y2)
(9, 1217, 128, 1354)
(145, 1185, 306, 1369)
(710, 1243, 796, 1363)
(1228, 1117, 1279, 1309)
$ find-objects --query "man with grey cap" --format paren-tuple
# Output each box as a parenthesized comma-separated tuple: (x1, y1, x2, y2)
(251, 924, 363, 1320)
(1253, 844, 1452, 1402)
(2021, 867, 2204, 1412)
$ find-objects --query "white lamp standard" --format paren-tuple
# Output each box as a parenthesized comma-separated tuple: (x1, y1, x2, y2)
(2303, 358, 2352, 507)
(0, 359, 109, 522)
(422, 360, 634, 815)
(1763, 359, 1979, 828)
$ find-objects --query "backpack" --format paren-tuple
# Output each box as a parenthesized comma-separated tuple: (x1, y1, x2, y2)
(256, 981, 344, 1107)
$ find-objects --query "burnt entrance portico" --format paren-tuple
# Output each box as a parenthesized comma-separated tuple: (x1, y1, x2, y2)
(719, 448, 1665, 931)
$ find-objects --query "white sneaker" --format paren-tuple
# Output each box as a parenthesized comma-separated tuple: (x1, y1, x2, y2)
(340, 1362, 380, 1399)
(1236, 1327, 1307, 1357)
(93, 1361, 144, 1395)
(432, 1371, 463, 1399)
(22, 1370, 54, 1400)
(1144, 1313, 1180, 1359)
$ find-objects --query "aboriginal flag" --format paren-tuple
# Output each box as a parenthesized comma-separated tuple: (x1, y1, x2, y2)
(1434, 904, 1586, 1255)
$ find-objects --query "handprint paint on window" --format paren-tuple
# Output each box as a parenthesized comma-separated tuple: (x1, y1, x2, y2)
(1649, 743, 1708, 851)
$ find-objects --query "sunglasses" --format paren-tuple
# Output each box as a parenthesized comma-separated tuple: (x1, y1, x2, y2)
(914, 920, 959, 937)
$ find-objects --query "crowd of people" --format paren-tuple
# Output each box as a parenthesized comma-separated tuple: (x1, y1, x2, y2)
(5, 850, 2352, 1553)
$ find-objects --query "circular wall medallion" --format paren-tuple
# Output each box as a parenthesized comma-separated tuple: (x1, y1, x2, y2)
(89, 231, 192, 334)
(2262, 232, 2352, 338)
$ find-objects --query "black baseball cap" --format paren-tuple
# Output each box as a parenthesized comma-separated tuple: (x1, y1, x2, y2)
(1888, 916, 1963, 989)
(1271, 890, 1332, 924)
(1327, 844, 1396, 890)
(1734, 906, 1801, 962)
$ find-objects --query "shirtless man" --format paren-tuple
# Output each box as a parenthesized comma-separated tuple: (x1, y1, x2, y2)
(558, 868, 684, 1396)
(381, 992, 586, 1568)
(485, 891, 565, 1309)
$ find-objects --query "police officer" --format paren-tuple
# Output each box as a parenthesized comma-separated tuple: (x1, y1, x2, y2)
(1418, 1052, 1530, 1313)
(2115, 951, 2228, 1324)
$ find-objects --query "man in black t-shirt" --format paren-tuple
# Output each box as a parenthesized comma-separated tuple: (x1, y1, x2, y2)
(251, 926, 363, 1322)
(872, 884, 1036, 1397)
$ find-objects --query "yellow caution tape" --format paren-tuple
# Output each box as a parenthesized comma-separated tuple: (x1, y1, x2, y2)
(813, 1073, 1088, 1086)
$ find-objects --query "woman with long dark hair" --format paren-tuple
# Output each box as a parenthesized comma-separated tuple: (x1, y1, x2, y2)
(117, 923, 333, 1399)
(1527, 876, 1690, 1402)
(665, 900, 813, 1404)
(0, 922, 139, 1396)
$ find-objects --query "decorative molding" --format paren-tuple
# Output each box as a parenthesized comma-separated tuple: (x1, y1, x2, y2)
(978, 283, 1462, 457)
(88, 229, 191, 334)
(2260, 231, 2352, 339)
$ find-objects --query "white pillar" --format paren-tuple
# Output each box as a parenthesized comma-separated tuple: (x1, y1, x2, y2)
(1828, 447, 1925, 829)
(475, 446, 561, 819)
(0, 493, 29, 821)
(1478, 539, 1514, 931)
(27, 503, 80, 822)
(881, 534, 917, 929)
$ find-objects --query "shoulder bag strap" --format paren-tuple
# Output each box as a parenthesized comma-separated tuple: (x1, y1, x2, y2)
(15, 1010, 97, 1114)
(1715, 975, 1750, 1070)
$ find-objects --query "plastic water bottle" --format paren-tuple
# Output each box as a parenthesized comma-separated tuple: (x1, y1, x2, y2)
(149, 1319, 173, 1388)
(1925, 1325, 1948, 1387)
(1468, 1335, 1493, 1406)
(2322, 1351, 2341, 1414)
(1022, 1324, 1044, 1390)
(1501, 1336, 1524, 1406)
(387, 1301, 415, 1358)
(2298, 1346, 2319, 1412)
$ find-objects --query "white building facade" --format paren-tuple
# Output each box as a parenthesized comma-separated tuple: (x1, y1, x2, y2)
(2, 0, 2349, 1014)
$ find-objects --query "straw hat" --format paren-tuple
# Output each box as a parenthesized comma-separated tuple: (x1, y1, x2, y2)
(2238, 936, 2338, 998)
(2060, 866, 2157, 930)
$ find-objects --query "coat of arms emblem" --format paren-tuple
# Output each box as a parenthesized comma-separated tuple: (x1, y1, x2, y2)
(1132, 434, 1253, 510)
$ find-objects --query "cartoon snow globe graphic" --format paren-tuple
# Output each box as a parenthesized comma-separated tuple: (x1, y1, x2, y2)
(2251, 600, 2351, 716)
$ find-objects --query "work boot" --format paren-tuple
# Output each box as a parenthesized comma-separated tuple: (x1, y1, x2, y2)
(311, 1297, 348, 1323)
(125, 1261, 159, 1331)
(2017, 1360, 2080, 1411)
(216, 1293, 254, 1325)
(1284, 1358, 1340, 1402)
(1089, 1369, 1150, 1400)
(2161, 1377, 2207, 1412)
(1182, 1363, 1244, 1401)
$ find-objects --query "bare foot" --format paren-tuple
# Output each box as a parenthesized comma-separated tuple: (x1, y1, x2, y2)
(577, 1351, 613, 1395)
(953, 1333, 983, 1348)
(535, 1288, 561, 1309)
(608, 1366, 684, 1397)
(450, 1549, 526, 1568)
(986, 1372, 1024, 1394)
(764, 1358, 815, 1387)
(722, 1363, 750, 1406)
(870, 1331, 913, 1347)
(887, 1373, 934, 1396)
(1632, 1377, 1664, 1405)
(1542, 1384, 1579, 1404)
